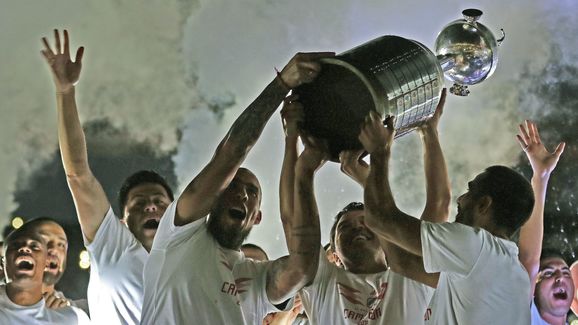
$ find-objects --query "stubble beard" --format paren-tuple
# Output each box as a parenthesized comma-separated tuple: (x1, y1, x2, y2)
(207, 205, 252, 250)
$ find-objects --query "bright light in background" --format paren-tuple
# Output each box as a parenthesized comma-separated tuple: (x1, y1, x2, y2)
(79, 249, 90, 270)
(11, 217, 24, 229)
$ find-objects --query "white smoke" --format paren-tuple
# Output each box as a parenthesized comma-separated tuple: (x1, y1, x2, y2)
(1, 0, 574, 259)
(0, 0, 199, 228)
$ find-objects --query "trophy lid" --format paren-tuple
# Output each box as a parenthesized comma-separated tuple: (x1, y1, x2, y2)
(435, 9, 504, 95)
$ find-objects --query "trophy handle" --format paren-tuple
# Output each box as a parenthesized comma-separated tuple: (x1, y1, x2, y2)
(497, 28, 506, 46)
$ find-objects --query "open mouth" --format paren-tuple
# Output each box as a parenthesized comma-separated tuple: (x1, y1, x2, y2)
(553, 288, 568, 300)
(15, 257, 35, 271)
(229, 208, 246, 221)
(143, 219, 160, 230)
(354, 234, 369, 241)
(48, 261, 59, 270)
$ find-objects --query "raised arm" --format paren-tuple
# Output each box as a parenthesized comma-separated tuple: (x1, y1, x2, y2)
(175, 52, 334, 226)
(41, 29, 109, 242)
(418, 89, 451, 223)
(360, 113, 423, 257)
(267, 137, 325, 304)
(516, 120, 565, 297)
(278, 95, 303, 245)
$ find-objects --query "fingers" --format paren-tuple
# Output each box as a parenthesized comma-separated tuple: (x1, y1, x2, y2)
(515, 134, 528, 150)
(518, 123, 530, 144)
(384, 115, 395, 129)
(529, 120, 541, 144)
(42, 37, 54, 55)
(553, 142, 566, 158)
(40, 49, 52, 62)
(75, 46, 85, 64)
(54, 29, 62, 54)
(63, 29, 70, 58)
(435, 88, 447, 116)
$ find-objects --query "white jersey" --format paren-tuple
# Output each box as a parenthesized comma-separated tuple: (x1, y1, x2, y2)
(300, 248, 433, 325)
(141, 200, 290, 325)
(421, 221, 531, 325)
(0, 285, 90, 324)
(84, 207, 147, 325)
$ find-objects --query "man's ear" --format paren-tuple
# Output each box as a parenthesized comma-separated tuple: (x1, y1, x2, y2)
(253, 211, 262, 225)
(476, 195, 493, 215)
(333, 252, 343, 267)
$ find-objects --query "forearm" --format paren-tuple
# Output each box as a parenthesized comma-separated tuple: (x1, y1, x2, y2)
(56, 88, 91, 177)
(364, 149, 396, 228)
(176, 79, 288, 225)
(519, 173, 550, 286)
(365, 149, 423, 256)
(420, 128, 451, 222)
(267, 165, 320, 303)
(289, 165, 321, 282)
(226, 78, 288, 158)
(279, 134, 299, 246)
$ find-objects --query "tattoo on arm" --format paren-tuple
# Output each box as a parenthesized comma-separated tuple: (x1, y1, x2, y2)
(226, 79, 288, 156)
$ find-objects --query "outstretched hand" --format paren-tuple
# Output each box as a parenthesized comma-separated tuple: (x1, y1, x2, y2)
(279, 52, 335, 89)
(516, 120, 565, 178)
(419, 88, 447, 132)
(280, 94, 304, 137)
(41, 29, 84, 93)
(359, 111, 395, 155)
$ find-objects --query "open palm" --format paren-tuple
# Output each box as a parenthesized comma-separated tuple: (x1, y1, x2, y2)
(41, 29, 84, 92)
(517, 120, 565, 177)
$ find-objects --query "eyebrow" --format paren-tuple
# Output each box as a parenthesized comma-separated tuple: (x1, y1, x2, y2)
(541, 266, 570, 271)
(131, 192, 167, 198)
(38, 231, 67, 242)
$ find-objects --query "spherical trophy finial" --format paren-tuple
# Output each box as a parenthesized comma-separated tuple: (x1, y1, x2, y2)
(462, 9, 483, 23)
(435, 8, 502, 96)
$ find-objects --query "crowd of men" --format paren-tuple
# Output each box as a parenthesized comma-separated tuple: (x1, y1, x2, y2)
(0, 29, 576, 324)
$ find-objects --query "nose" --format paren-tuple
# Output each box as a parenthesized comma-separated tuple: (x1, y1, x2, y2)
(18, 245, 32, 254)
(144, 201, 158, 212)
(236, 187, 248, 202)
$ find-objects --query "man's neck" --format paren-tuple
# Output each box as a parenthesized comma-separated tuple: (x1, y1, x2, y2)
(344, 254, 387, 274)
(540, 310, 567, 325)
(6, 282, 43, 306)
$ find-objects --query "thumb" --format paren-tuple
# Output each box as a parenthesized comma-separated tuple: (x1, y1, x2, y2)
(553, 142, 566, 158)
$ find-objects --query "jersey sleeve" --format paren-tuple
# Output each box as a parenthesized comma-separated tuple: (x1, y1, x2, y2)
(84, 207, 138, 268)
(152, 198, 207, 250)
(420, 222, 484, 276)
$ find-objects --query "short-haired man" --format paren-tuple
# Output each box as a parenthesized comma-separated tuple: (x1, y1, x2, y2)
(359, 113, 538, 324)
(140, 51, 334, 324)
(18, 217, 90, 314)
(0, 222, 89, 324)
(532, 251, 575, 325)
(277, 90, 450, 324)
(41, 30, 174, 324)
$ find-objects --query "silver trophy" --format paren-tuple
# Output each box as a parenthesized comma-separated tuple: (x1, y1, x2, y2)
(295, 9, 504, 161)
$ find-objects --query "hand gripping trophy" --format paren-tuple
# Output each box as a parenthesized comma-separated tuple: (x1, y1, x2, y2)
(295, 9, 505, 160)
